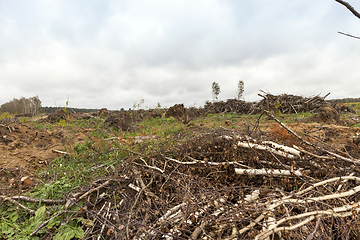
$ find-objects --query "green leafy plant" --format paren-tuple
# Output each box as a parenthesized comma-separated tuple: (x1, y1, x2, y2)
(53, 219, 84, 240)
(0, 205, 47, 239)
(274, 100, 283, 118)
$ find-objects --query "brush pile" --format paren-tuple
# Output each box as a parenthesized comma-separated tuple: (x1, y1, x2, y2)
(257, 91, 330, 114)
(204, 99, 256, 114)
(3, 93, 360, 239)
(204, 92, 330, 115)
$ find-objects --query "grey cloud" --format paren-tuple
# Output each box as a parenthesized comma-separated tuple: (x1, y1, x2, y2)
(1, 0, 360, 110)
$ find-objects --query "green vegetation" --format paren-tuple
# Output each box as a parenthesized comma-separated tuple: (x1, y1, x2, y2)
(41, 106, 99, 114)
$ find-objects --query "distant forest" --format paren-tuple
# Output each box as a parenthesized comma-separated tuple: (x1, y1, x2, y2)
(41, 106, 99, 113)
(2, 95, 360, 116)
(0, 96, 42, 115)
(327, 97, 360, 104)
(0, 96, 99, 115)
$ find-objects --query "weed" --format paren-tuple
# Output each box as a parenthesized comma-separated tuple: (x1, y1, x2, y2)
(0, 112, 12, 120)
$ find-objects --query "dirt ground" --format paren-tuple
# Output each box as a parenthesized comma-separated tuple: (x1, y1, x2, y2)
(0, 121, 92, 194)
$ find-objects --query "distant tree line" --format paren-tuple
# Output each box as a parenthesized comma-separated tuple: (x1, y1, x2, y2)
(327, 97, 360, 104)
(42, 106, 99, 113)
(0, 96, 42, 115)
(0, 96, 101, 115)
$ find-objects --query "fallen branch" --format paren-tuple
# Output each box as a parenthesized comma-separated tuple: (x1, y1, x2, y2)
(0, 195, 36, 215)
(237, 141, 300, 159)
(52, 149, 68, 155)
(256, 201, 360, 240)
(29, 210, 67, 236)
(239, 176, 360, 236)
(10, 195, 66, 204)
(265, 109, 360, 164)
(235, 168, 303, 177)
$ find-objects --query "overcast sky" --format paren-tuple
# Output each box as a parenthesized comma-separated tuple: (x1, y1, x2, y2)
(1, 0, 360, 110)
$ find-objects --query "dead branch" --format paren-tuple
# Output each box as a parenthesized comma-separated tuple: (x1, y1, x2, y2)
(29, 210, 67, 236)
(338, 31, 360, 39)
(256, 201, 360, 240)
(335, 0, 360, 20)
(235, 168, 303, 177)
(10, 195, 66, 204)
(52, 149, 68, 155)
(0, 195, 36, 214)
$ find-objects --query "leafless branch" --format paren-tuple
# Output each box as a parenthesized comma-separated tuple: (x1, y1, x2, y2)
(335, 0, 360, 20)
(338, 31, 360, 39)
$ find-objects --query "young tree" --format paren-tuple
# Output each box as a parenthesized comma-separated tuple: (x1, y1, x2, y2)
(236, 80, 244, 100)
(212, 81, 221, 101)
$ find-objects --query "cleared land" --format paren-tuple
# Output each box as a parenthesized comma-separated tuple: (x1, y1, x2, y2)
(1, 98, 360, 239)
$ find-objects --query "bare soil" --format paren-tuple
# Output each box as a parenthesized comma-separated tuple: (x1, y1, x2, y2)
(0, 122, 91, 194)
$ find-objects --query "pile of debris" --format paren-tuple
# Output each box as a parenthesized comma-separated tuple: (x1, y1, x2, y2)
(256, 92, 330, 114)
(2, 102, 360, 239)
(204, 99, 256, 114)
(204, 92, 331, 115)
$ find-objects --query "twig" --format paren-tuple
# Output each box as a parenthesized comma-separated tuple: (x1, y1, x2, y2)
(98, 202, 111, 240)
(306, 217, 321, 240)
(136, 157, 164, 173)
(165, 155, 250, 168)
(235, 168, 303, 177)
(29, 210, 67, 236)
(10, 195, 66, 204)
(62, 191, 119, 232)
(338, 31, 360, 40)
(265, 109, 360, 164)
(0, 160, 15, 173)
(52, 149, 68, 155)
(76, 180, 112, 202)
(256, 201, 360, 240)
(237, 140, 300, 159)
(191, 220, 207, 240)
(0, 195, 36, 214)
